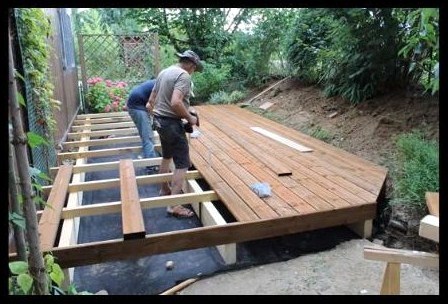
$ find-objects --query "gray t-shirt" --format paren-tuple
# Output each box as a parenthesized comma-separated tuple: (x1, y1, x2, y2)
(153, 65, 191, 119)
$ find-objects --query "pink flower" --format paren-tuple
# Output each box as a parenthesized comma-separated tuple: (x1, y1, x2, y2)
(104, 104, 111, 112)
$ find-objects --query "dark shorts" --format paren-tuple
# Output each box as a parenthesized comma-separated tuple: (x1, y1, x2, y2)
(153, 116, 190, 169)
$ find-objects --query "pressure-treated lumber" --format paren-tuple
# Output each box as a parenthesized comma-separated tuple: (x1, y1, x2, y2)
(42, 170, 201, 195)
(250, 126, 313, 152)
(380, 262, 401, 295)
(71, 121, 135, 131)
(425, 192, 439, 217)
(50, 157, 163, 176)
(9, 204, 375, 268)
(185, 179, 236, 265)
(120, 159, 146, 240)
(419, 215, 439, 243)
(364, 245, 439, 268)
(73, 116, 132, 125)
(59, 129, 89, 284)
(38, 164, 73, 251)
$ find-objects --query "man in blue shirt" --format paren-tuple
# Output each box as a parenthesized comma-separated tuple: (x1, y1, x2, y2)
(126, 79, 159, 174)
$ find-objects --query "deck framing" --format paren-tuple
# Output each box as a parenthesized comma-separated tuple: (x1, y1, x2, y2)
(10, 106, 387, 274)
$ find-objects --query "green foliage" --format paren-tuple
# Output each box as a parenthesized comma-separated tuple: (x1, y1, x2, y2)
(288, 8, 439, 102)
(26, 132, 48, 148)
(309, 126, 333, 143)
(397, 8, 439, 95)
(9, 253, 92, 295)
(9, 212, 26, 229)
(86, 77, 129, 113)
(192, 63, 231, 102)
(209, 90, 247, 105)
(390, 131, 439, 210)
(17, 8, 58, 137)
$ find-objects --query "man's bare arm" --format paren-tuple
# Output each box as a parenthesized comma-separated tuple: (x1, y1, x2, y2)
(171, 89, 197, 126)
(146, 90, 157, 114)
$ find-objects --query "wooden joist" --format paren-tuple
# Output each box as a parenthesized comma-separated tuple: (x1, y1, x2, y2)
(364, 245, 439, 268)
(76, 111, 129, 119)
(73, 116, 132, 125)
(71, 121, 135, 131)
(42, 170, 202, 196)
(419, 215, 439, 243)
(50, 158, 163, 176)
(67, 127, 138, 140)
(38, 164, 73, 251)
(120, 159, 146, 240)
(425, 192, 439, 217)
(53, 191, 218, 219)
(9, 204, 375, 268)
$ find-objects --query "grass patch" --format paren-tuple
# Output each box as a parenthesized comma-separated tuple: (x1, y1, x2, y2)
(309, 126, 333, 143)
(389, 131, 439, 211)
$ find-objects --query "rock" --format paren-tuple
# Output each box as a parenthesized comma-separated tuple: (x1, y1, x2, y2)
(95, 289, 108, 295)
(166, 260, 174, 270)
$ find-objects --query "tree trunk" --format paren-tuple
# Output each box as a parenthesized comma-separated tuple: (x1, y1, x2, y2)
(9, 10, 48, 295)
(8, 141, 27, 261)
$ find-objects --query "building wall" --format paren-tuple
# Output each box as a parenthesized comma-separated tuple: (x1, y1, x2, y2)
(44, 8, 80, 146)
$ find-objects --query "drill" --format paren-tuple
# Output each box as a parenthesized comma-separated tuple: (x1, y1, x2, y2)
(183, 111, 199, 133)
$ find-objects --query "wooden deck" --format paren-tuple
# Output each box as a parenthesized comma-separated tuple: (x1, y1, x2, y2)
(9, 105, 388, 271)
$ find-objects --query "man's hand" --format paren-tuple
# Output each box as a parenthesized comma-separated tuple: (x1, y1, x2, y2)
(189, 111, 199, 127)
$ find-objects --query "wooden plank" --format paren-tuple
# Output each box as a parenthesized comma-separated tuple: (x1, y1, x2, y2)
(251, 126, 313, 152)
(38, 164, 73, 251)
(425, 192, 439, 217)
(259, 101, 274, 110)
(381, 263, 401, 295)
(15, 204, 376, 268)
(199, 110, 292, 177)
(364, 245, 439, 268)
(50, 158, 163, 177)
(192, 121, 302, 216)
(58, 128, 89, 282)
(186, 180, 236, 265)
(419, 215, 439, 243)
(73, 116, 132, 125)
(71, 121, 135, 131)
(57, 191, 218, 219)
(57, 145, 162, 163)
(224, 105, 387, 179)
(213, 105, 385, 191)
(119, 159, 146, 240)
(190, 149, 260, 222)
(43, 171, 202, 195)
(67, 127, 138, 140)
(76, 111, 129, 119)
(246, 76, 290, 104)
(63, 135, 141, 149)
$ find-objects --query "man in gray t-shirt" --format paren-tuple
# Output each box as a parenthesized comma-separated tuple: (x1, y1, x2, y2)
(147, 50, 203, 218)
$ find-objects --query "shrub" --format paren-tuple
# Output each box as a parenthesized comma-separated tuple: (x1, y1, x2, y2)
(86, 77, 129, 113)
(192, 63, 231, 102)
(390, 131, 439, 210)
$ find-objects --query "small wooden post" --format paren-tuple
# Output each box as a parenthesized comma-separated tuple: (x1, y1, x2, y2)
(380, 262, 401, 295)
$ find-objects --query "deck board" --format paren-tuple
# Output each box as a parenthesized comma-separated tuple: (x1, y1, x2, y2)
(191, 105, 387, 220)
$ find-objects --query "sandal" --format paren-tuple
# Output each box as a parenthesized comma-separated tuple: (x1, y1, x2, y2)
(167, 205, 194, 218)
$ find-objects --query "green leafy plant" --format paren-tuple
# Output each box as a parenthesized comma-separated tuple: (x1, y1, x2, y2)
(309, 126, 333, 143)
(16, 8, 60, 137)
(86, 77, 129, 113)
(9, 253, 91, 295)
(390, 131, 439, 210)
